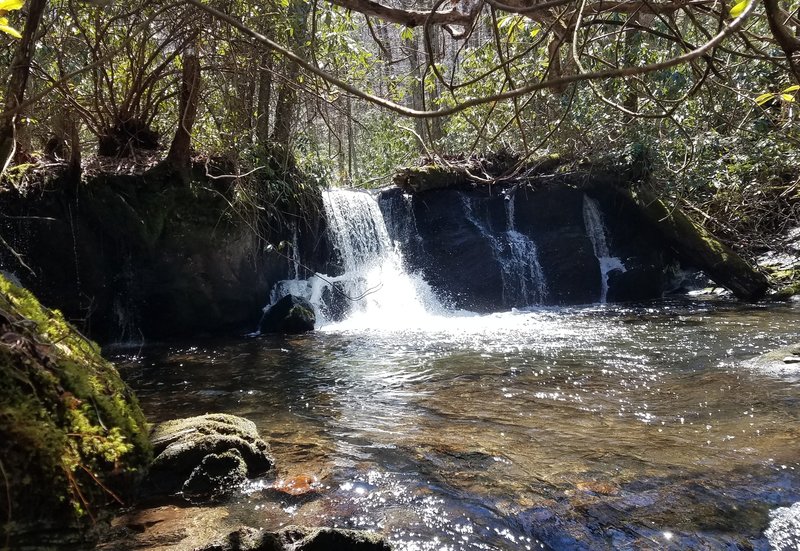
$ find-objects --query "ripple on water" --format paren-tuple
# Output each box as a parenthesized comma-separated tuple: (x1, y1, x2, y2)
(110, 300, 800, 550)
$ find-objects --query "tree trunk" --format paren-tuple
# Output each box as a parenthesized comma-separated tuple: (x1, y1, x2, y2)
(166, 42, 201, 170)
(255, 52, 273, 152)
(622, 13, 641, 120)
(271, 62, 297, 148)
(270, 0, 311, 157)
(406, 33, 426, 151)
(68, 113, 81, 180)
(629, 189, 770, 301)
(0, 0, 49, 175)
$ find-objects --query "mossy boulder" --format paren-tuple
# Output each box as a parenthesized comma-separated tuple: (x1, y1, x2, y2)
(147, 413, 273, 498)
(393, 164, 467, 193)
(0, 274, 151, 546)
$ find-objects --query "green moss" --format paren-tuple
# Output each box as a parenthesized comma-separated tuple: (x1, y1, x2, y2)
(0, 274, 151, 543)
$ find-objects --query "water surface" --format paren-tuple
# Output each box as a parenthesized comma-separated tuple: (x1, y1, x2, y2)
(113, 299, 800, 550)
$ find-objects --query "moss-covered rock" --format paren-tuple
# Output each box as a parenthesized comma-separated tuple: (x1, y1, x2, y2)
(147, 413, 273, 498)
(0, 274, 151, 546)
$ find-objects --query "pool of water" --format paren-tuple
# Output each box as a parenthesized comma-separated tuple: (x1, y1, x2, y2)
(112, 299, 800, 550)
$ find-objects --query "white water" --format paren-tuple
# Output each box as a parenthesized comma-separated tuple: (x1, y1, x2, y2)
(582, 195, 627, 303)
(268, 188, 556, 331)
(271, 189, 445, 331)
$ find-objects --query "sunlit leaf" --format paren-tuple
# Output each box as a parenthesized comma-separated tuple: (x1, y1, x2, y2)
(729, 0, 748, 18)
(0, 0, 23, 12)
(0, 24, 21, 38)
(755, 92, 776, 105)
(0, 25, 22, 38)
(0, 16, 19, 38)
(400, 27, 413, 41)
(781, 84, 800, 93)
(780, 93, 795, 102)
(497, 15, 513, 30)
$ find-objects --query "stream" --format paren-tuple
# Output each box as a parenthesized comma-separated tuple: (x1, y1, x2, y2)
(112, 299, 800, 550)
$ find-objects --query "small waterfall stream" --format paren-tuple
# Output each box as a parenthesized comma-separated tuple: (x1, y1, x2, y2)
(461, 194, 548, 307)
(582, 195, 627, 303)
(504, 194, 548, 305)
(271, 189, 443, 328)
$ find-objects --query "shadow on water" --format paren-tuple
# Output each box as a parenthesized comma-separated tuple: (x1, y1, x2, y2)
(110, 298, 800, 550)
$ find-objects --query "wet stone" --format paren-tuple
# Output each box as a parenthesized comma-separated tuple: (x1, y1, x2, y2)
(199, 525, 392, 551)
(146, 413, 273, 498)
(270, 474, 322, 497)
(182, 449, 248, 499)
(260, 294, 316, 334)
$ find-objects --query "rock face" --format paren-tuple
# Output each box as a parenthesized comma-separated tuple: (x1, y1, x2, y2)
(0, 274, 151, 546)
(0, 168, 324, 341)
(259, 294, 316, 333)
(147, 413, 273, 499)
(200, 525, 392, 551)
(378, 182, 682, 310)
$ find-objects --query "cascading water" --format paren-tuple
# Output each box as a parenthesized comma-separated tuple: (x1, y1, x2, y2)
(270, 189, 444, 329)
(505, 193, 548, 305)
(582, 194, 627, 303)
(461, 194, 548, 307)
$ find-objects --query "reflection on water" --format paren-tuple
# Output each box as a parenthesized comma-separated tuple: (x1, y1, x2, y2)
(113, 299, 800, 550)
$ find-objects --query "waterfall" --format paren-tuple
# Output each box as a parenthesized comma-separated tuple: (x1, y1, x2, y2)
(505, 194, 548, 305)
(461, 194, 548, 307)
(582, 195, 627, 303)
(269, 189, 443, 328)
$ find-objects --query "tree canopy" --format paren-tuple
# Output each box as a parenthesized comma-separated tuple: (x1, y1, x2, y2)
(0, 0, 798, 247)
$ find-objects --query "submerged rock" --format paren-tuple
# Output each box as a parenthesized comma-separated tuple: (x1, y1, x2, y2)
(270, 474, 322, 497)
(748, 343, 800, 371)
(260, 294, 315, 334)
(200, 525, 392, 551)
(147, 413, 273, 498)
(0, 274, 151, 546)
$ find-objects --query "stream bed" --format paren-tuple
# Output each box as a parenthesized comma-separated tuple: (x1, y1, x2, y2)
(111, 299, 800, 550)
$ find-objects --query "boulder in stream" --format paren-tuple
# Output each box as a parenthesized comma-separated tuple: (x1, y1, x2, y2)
(200, 525, 392, 551)
(260, 294, 316, 334)
(147, 413, 273, 499)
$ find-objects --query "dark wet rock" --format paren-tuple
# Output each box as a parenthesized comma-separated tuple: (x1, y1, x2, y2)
(0, 169, 320, 342)
(182, 449, 248, 498)
(260, 294, 316, 334)
(277, 526, 392, 551)
(378, 183, 685, 308)
(199, 525, 392, 551)
(147, 413, 273, 497)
